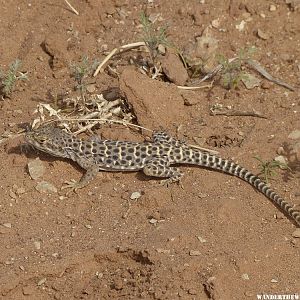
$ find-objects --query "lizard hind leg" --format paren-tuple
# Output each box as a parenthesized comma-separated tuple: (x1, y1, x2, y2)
(143, 157, 183, 186)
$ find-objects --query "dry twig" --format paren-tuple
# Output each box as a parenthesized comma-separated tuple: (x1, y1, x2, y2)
(64, 0, 79, 15)
(210, 107, 267, 119)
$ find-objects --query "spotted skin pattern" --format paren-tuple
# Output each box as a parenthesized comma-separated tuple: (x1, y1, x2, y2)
(25, 126, 300, 226)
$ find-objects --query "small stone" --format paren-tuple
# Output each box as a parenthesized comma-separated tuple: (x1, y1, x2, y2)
(242, 73, 261, 89)
(130, 191, 141, 200)
(16, 187, 26, 195)
(188, 288, 197, 295)
(236, 20, 246, 31)
(35, 181, 58, 194)
(23, 286, 34, 295)
(269, 4, 277, 11)
(85, 224, 92, 229)
(241, 273, 250, 280)
(9, 190, 17, 199)
(274, 155, 287, 165)
(149, 218, 158, 224)
(86, 84, 96, 93)
(288, 130, 300, 140)
(19, 265, 25, 271)
(211, 19, 220, 28)
(197, 236, 207, 243)
(2, 223, 12, 228)
(156, 248, 170, 254)
(257, 29, 269, 40)
(34, 241, 41, 250)
(292, 228, 300, 238)
(37, 278, 47, 286)
(189, 250, 201, 256)
(261, 80, 272, 89)
(271, 278, 278, 283)
(244, 291, 254, 297)
(28, 158, 45, 180)
(183, 96, 199, 106)
(157, 44, 166, 54)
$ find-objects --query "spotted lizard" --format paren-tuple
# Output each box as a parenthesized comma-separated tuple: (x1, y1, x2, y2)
(25, 126, 300, 226)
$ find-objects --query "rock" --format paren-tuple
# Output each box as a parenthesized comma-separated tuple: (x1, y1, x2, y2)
(183, 95, 199, 106)
(292, 228, 300, 238)
(2, 223, 12, 228)
(242, 73, 261, 89)
(274, 155, 287, 165)
(28, 158, 45, 180)
(130, 191, 141, 200)
(43, 34, 69, 76)
(37, 278, 47, 286)
(189, 250, 201, 256)
(161, 49, 189, 86)
(184, 28, 219, 73)
(288, 130, 300, 140)
(197, 236, 207, 243)
(241, 273, 250, 280)
(269, 4, 277, 11)
(257, 29, 270, 40)
(236, 20, 246, 32)
(34, 241, 41, 250)
(211, 19, 220, 28)
(35, 181, 58, 194)
(119, 68, 185, 129)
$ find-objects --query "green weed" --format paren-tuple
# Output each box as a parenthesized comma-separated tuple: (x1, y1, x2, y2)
(217, 46, 256, 89)
(254, 155, 290, 183)
(0, 59, 28, 97)
(70, 56, 98, 103)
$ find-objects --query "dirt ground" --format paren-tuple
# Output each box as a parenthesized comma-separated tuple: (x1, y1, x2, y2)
(0, 0, 300, 299)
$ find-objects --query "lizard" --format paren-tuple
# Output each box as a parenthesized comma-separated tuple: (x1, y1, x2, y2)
(25, 125, 300, 227)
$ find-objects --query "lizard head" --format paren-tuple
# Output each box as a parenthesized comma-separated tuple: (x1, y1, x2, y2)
(25, 126, 73, 158)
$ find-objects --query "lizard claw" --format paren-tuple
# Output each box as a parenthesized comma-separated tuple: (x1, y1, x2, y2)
(61, 179, 80, 195)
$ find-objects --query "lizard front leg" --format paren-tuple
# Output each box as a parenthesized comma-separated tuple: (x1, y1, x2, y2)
(62, 164, 99, 195)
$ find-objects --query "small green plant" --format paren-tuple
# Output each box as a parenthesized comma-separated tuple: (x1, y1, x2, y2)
(140, 12, 170, 59)
(217, 46, 256, 89)
(254, 156, 290, 183)
(0, 59, 28, 97)
(70, 56, 98, 103)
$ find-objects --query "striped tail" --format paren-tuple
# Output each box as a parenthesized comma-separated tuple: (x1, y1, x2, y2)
(190, 151, 300, 226)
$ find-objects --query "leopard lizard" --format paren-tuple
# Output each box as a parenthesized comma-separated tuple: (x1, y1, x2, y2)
(25, 126, 300, 226)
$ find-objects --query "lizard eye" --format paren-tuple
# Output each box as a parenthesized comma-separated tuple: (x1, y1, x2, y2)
(37, 136, 47, 143)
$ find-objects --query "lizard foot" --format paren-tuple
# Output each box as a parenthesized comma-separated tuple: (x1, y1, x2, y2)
(61, 179, 82, 195)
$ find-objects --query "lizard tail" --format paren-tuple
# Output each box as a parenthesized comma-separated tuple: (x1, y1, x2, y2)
(189, 152, 300, 226)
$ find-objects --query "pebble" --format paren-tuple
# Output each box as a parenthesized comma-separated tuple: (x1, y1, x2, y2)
(211, 19, 220, 28)
(242, 73, 261, 89)
(189, 250, 201, 256)
(2, 223, 12, 228)
(85, 224, 92, 229)
(34, 241, 41, 250)
(156, 248, 170, 254)
(149, 218, 158, 224)
(288, 130, 300, 140)
(241, 273, 250, 280)
(35, 181, 58, 194)
(269, 4, 277, 11)
(292, 228, 300, 238)
(271, 278, 278, 283)
(28, 158, 45, 180)
(197, 236, 207, 243)
(236, 20, 246, 31)
(257, 29, 269, 40)
(274, 155, 287, 165)
(130, 191, 141, 200)
(23, 286, 34, 295)
(37, 278, 47, 286)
